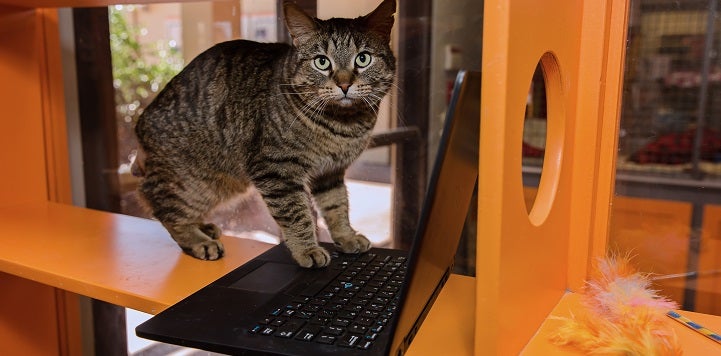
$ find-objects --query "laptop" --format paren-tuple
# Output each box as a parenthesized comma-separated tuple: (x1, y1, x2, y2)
(136, 70, 480, 356)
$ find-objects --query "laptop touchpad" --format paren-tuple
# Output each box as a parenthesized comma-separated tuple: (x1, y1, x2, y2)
(228, 262, 301, 293)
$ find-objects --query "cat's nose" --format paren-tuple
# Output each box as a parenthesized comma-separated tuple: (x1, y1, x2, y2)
(333, 69, 354, 95)
(339, 83, 351, 94)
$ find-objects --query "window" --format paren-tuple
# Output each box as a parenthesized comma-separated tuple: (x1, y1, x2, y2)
(68, 1, 482, 353)
(612, 0, 721, 315)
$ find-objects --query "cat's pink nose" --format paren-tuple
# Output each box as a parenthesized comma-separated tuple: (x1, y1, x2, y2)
(339, 83, 351, 94)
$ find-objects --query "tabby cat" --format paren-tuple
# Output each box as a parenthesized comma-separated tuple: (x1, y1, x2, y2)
(132, 0, 396, 268)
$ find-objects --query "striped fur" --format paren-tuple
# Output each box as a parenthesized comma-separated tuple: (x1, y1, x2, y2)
(133, 0, 396, 267)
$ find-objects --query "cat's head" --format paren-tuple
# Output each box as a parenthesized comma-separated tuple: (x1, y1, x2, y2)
(282, 0, 396, 113)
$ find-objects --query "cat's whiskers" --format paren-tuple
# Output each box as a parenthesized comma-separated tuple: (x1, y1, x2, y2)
(382, 80, 402, 95)
(360, 96, 379, 117)
(286, 91, 325, 130)
(311, 96, 331, 123)
(294, 93, 332, 130)
(278, 91, 315, 97)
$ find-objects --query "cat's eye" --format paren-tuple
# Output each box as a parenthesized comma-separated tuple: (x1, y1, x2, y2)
(313, 56, 331, 71)
(355, 52, 372, 68)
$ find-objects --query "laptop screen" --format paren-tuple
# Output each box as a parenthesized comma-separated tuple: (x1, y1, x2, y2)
(389, 70, 480, 355)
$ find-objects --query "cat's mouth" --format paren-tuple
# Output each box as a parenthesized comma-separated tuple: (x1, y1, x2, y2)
(337, 97, 354, 107)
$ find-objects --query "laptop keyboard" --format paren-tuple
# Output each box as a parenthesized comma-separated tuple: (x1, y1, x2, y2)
(249, 251, 407, 350)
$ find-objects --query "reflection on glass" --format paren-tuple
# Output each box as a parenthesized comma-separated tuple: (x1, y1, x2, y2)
(612, 0, 721, 316)
(523, 62, 548, 213)
(111, 2, 396, 250)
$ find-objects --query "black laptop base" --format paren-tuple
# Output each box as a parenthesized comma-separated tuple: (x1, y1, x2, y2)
(136, 242, 408, 355)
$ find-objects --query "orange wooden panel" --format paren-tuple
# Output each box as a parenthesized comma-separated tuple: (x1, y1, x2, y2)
(523, 186, 537, 213)
(406, 274, 475, 355)
(0, 272, 61, 356)
(38, 8, 72, 204)
(696, 205, 721, 315)
(609, 196, 692, 305)
(0, 7, 69, 356)
(477, 0, 629, 353)
(0, 7, 49, 205)
(0, 202, 274, 314)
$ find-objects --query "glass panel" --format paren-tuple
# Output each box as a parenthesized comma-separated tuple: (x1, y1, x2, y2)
(87, 1, 482, 352)
(111, 2, 397, 249)
(613, 0, 721, 316)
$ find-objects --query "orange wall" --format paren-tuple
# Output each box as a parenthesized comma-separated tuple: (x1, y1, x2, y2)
(0, 7, 49, 205)
(0, 7, 77, 355)
(477, 0, 629, 353)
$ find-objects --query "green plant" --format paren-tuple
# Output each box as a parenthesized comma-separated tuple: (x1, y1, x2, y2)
(109, 5, 183, 166)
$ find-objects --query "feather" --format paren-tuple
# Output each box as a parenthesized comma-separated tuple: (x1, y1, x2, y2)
(551, 254, 682, 355)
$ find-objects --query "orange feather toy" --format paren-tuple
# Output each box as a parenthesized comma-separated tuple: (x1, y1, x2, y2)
(551, 255, 683, 355)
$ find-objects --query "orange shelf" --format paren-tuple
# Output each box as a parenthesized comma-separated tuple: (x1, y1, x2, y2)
(0, 201, 476, 353)
(0, 202, 273, 314)
(524, 292, 721, 355)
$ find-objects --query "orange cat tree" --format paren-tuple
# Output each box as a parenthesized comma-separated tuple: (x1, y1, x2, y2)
(1, 0, 721, 355)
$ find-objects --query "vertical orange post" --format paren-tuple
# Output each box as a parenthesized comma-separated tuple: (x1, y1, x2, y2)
(476, 0, 630, 353)
(0, 6, 80, 355)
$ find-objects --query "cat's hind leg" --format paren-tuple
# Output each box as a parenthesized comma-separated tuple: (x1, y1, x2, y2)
(138, 165, 225, 260)
(312, 171, 371, 254)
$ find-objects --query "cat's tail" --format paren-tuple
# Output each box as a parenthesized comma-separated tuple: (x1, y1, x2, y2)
(131, 148, 146, 177)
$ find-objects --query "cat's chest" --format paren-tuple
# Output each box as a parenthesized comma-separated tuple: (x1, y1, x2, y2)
(310, 135, 368, 171)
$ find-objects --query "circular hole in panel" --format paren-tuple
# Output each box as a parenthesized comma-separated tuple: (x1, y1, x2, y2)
(524, 52, 564, 226)
(523, 63, 547, 213)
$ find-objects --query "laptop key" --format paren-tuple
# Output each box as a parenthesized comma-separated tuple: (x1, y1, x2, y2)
(358, 253, 377, 262)
(338, 334, 361, 348)
(324, 326, 344, 336)
(332, 318, 351, 327)
(260, 326, 275, 335)
(303, 304, 321, 312)
(348, 324, 368, 334)
(309, 316, 331, 325)
(281, 309, 296, 317)
(316, 335, 336, 345)
(336, 310, 358, 319)
(294, 327, 322, 342)
(292, 296, 310, 304)
(275, 330, 295, 338)
(368, 304, 384, 312)
(295, 311, 314, 319)
(357, 340, 373, 350)
(275, 320, 306, 338)
(364, 332, 378, 341)
(270, 318, 286, 327)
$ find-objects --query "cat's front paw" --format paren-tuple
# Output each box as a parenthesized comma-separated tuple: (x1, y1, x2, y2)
(334, 233, 371, 254)
(184, 240, 225, 260)
(200, 223, 222, 240)
(291, 245, 331, 268)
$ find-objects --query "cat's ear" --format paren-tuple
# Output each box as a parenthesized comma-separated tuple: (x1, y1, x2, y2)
(283, 1, 318, 47)
(362, 0, 396, 42)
